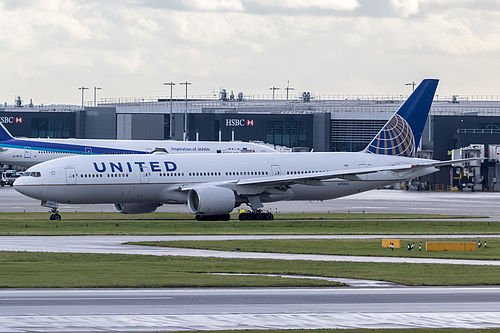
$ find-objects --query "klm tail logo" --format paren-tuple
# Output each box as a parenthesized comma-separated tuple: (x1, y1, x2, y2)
(365, 114, 416, 157)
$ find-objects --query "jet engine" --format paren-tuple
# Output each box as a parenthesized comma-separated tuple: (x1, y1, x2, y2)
(113, 203, 161, 214)
(187, 186, 236, 215)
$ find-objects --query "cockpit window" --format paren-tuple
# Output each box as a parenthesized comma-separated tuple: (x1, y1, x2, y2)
(23, 171, 41, 177)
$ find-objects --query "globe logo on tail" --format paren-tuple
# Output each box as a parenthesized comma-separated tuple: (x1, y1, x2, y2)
(365, 114, 415, 157)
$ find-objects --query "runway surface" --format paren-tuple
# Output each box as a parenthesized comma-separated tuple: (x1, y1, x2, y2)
(1, 287, 500, 332)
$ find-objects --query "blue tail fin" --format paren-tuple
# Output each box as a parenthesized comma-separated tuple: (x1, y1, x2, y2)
(0, 123, 14, 142)
(365, 78, 438, 157)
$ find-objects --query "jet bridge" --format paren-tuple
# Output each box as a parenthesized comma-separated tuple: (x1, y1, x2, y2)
(451, 144, 485, 191)
(487, 144, 500, 191)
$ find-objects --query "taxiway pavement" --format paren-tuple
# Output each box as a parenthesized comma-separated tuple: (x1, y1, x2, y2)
(0, 235, 499, 266)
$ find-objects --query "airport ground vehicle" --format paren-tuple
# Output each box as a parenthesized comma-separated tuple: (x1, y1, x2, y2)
(1, 170, 21, 186)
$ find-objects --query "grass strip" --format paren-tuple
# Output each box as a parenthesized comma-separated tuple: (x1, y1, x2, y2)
(1, 251, 500, 287)
(0, 212, 496, 235)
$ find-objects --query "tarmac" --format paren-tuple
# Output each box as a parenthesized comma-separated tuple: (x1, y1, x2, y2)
(2, 185, 500, 219)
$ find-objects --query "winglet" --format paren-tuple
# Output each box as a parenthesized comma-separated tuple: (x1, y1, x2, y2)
(0, 123, 14, 142)
(365, 79, 439, 157)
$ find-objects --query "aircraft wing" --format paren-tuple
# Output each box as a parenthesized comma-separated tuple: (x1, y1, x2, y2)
(233, 157, 480, 187)
(179, 158, 480, 191)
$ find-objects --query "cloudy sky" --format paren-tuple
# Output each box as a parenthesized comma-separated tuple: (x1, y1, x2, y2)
(1, 0, 500, 105)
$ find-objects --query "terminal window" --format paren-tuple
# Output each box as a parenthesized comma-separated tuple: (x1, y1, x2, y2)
(479, 123, 500, 133)
(31, 118, 70, 138)
(265, 120, 307, 148)
(331, 120, 386, 152)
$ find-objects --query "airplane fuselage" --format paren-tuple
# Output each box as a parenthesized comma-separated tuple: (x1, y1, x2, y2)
(0, 137, 277, 168)
(14, 152, 438, 206)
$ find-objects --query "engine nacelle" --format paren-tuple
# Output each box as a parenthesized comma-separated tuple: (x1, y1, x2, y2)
(187, 186, 236, 215)
(113, 203, 161, 214)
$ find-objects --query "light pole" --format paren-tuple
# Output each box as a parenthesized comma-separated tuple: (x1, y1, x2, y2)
(406, 81, 416, 92)
(78, 86, 89, 106)
(93, 87, 102, 106)
(285, 81, 294, 100)
(269, 86, 280, 100)
(163, 82, 175, 138)
(180, 81, 191, 141)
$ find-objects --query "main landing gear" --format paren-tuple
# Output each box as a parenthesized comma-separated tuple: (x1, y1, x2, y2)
(238, 195, 274, 220)
(195, 211, 274, 221)
(238, 210, 274, 221)
(194, 196, 275, 221)
(195, 214, 230, 221)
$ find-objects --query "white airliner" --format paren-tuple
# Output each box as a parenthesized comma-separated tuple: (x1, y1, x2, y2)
(14, 79, 469, 221)
(0, 124, 277, 168)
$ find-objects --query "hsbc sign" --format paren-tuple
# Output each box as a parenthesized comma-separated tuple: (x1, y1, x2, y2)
(0, 116, 23, 124)
(225, 119, 255, 127)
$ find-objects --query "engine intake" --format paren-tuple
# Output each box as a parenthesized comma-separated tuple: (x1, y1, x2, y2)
(187, 186, 236, 215)
(113, 203, 161, 214)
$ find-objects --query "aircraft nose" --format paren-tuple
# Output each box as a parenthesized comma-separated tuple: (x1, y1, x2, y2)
(13, 176, 30, 195)
(13, 176, 24, 187)
(13, 172, 41, 199)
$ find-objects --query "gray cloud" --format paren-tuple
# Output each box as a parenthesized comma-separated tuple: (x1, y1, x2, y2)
(1, 0, 500, 105)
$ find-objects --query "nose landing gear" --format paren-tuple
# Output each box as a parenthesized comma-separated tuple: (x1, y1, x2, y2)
(42, 200, 62, 220)
(50, 211, 61, 220)
(49, 206, 61, 220)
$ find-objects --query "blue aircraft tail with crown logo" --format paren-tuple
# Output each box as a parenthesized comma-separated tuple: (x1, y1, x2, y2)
(365, 78, 438, 157)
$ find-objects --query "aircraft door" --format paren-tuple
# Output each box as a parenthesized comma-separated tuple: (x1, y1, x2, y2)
(271, 165, 281, 176)
(85, 147, 92, 154)
(65, 168, 77, 185)
(24, 147, 31, 158)
(140, 166, 149, 184)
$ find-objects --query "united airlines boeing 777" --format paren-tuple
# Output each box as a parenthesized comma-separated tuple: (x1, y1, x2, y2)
(0, 124, 277, 168)
(14, 79, 466, 221)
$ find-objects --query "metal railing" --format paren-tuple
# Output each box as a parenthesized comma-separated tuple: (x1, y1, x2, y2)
(0, 105, 83, 112)
(457, 128, 500, 134)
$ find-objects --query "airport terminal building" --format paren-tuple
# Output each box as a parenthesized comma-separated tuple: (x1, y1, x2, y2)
(2, 91, 500, 190)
